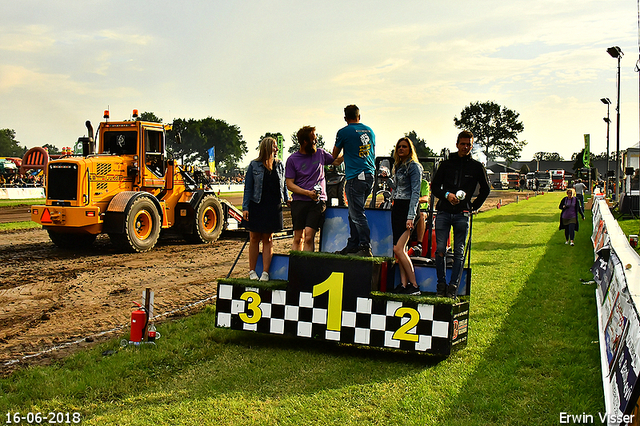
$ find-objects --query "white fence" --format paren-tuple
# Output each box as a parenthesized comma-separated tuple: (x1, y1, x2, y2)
(0, 185, 243, 201)
(210, 183, 244, 194)
(0, 187, 45, 200)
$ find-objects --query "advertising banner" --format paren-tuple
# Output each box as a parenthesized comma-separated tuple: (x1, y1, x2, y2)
(584, 134, 591, 168)
(207, 147, 216, 174)
(276, 135, 284, 162)
(592, 199, 640, 424)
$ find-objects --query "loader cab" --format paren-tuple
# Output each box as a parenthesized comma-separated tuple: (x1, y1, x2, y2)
(102, 129, 138, 155)
(143, 127, 167, 181)
(98, 118, 169, 189)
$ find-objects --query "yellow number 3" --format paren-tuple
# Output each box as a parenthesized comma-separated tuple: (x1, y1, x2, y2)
(239, 291, 262, 324)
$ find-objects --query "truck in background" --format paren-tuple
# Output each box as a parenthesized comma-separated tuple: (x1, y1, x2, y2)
(0, 158, 18, 181)
(535, 171, 552, 191)
(550, 169, 567, 191)
(496, 172, 520, 189)
(525, 172, 535, 190)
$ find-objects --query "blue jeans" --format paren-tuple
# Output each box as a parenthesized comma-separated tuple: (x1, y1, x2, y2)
(576, 194, 584, 212)
(345, 174, 374, 249)
(435, 211, 470, 287)
(564, 223, 576, 241)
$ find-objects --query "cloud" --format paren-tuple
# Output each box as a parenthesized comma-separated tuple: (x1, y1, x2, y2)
(0, 0, 637, 164)
(322, 216, 349, 253)
(0, 25, 55, 52)
(0, 65, 82, 93)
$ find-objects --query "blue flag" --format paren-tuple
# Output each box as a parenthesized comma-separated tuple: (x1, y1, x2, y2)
(207, 147, 216, 174)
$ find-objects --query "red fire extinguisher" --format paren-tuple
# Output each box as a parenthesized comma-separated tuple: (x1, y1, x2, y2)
(130, 302, 148, 343)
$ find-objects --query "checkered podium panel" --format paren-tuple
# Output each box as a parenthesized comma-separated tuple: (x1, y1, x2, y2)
(216, 283, 469, 354)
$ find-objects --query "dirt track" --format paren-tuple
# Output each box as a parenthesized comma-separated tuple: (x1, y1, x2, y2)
(0, 190, 527, 375)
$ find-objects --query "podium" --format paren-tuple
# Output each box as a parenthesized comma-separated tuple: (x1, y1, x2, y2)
(215, 207, 471, 355)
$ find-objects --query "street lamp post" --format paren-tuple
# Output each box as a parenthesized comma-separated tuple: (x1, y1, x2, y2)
(601, 97, 611, 196)
(607, 46, 623, 203)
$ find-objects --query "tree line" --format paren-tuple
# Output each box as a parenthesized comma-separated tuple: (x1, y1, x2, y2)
(3, 101, 602, 173)
(0, 129, 27, 158)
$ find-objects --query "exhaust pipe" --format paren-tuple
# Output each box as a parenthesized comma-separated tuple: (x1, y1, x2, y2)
(80, 120, 95, 156)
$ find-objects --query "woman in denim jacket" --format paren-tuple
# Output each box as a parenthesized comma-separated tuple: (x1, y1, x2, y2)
(242, 137, 288, 281)
(388, 137, 423, 295)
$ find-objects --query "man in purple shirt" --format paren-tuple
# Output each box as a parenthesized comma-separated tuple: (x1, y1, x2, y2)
(286, 126, 336, 251)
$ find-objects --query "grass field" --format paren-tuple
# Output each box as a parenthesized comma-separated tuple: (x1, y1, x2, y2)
(0, 192, 606, 425)
(0, 198, 42, 207)
(0, 198, 40, 231)
(617, 216, 640, 255)
(0, 221, 39, 231)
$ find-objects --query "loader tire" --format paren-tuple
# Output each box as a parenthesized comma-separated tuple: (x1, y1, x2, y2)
(185, 195, 224, 244)
(110, 197, 161, 253)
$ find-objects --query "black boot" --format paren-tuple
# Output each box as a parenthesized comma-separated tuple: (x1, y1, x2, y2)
(446, 284, 458, 299)
(436, 282, 447, 297)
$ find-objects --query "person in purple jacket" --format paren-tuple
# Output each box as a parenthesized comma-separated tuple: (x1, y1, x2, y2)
(286, 126, 338, 252)
(559, 188, 585, 246)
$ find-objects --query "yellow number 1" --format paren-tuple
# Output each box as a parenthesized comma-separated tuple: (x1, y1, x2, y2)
(313, 272, 344, 331)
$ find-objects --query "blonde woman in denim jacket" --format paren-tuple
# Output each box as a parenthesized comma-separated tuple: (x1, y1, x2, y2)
(242, 137, 288, 281)
(388, 137, 423, 295)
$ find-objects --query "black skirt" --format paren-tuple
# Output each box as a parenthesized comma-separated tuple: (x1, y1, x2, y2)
(247, 168, 283, 234)
(391, 199, 417, 245)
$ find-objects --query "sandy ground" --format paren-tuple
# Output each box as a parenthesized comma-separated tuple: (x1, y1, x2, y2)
(0, 190, 529, 375)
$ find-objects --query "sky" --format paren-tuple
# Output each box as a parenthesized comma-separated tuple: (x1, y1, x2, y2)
(1, 0, 640, 168)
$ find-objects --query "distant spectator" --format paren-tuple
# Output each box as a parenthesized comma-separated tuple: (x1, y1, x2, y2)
(631, 169, 639, 191)
(14, 175, 25, 187)
(573, 179, 587, 211)
(411, 176, 431, 257)
(559, 188, 585, 246)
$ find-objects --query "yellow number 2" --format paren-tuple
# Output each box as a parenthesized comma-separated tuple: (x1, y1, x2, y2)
(392, 307, 419, 342)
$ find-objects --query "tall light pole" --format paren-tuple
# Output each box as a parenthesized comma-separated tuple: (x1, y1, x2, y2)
(607, 46, 623, 202)
(601, 98, 611, 196)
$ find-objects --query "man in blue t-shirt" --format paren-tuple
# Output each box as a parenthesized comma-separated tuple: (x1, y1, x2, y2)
(331, 104, 376, 257)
